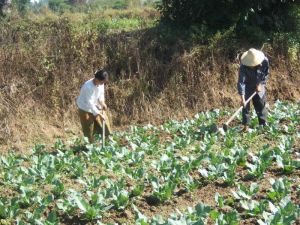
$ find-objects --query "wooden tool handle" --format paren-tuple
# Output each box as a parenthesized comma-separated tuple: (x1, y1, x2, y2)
(102, 119, 105, 148)
(224, 92, 257, 126)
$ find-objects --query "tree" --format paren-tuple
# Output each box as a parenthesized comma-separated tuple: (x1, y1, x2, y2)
(48, 0, 71, 13)
(12, 0, 30, 16)
(157, 0, 245, 30)
(0, 0, 6, 16)
(112, 0, 129, 9)
(157, 0, 300, 38)
(237, 1, 300, 33)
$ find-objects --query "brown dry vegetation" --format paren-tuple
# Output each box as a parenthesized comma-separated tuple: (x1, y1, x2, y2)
(0, 16, 300, 152)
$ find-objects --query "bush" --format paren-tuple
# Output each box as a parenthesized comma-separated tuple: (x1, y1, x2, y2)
(12, 0, 30, 16)
(236, 26, 269, 46)
(0, 0, 5, 17)
(157, 0, 300, 44)
(48, 0, 71, 13)
(273, 33, 300, 63)
(112, 0, 128, 10)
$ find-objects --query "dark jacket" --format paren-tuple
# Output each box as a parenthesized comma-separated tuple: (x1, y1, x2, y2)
(237, 57, 269, 97)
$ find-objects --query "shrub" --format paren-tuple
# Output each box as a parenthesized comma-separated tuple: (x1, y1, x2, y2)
(48, 0, 71, 13)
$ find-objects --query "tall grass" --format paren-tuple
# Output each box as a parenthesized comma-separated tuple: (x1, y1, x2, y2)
(0, 7, 299, 148)
(25, 7, 158, 32)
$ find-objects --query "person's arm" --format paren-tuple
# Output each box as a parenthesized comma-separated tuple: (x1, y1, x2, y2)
(81, 84, 102, 117)
(256, 58, 269, 92)
(99, 100, 107, 110)
(258, 58, 269, 84)
(237, 66, 246, 107)
(98, 85, 107, 110)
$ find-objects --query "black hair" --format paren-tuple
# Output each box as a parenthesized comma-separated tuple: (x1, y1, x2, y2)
(236, 50, 244, 62)
(94, 69, 108, 81)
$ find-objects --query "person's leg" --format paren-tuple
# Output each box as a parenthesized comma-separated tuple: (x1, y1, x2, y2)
(253, 92, 267, 125)
(103, 111, 112, 136)
(242, 97, 251, 127)
(253, 94, 267, 125)
(94, 111, 112, 137)
(78, 109, 95, 143)
(93, 116, 103, 138)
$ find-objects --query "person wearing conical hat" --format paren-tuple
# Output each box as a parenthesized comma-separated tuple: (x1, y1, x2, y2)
(237, 48, 269, 131)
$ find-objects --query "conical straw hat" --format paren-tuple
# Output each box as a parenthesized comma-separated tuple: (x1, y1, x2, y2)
(241, 48, 265, 67)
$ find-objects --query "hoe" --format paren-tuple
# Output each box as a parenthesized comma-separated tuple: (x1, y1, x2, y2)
(210, 91, 257, 133)
(102, 119, 105, 148)
(222, 91, 257, 132)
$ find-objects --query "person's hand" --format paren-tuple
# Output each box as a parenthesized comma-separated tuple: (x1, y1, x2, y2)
(102, 103, 108, 111)
(95, 113, 105, 122)
(256, 84, 263, 92)
(240, 99, 246, 108)
(240, 96, 246, 108)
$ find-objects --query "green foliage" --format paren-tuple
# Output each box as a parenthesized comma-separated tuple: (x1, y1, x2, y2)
(258, 197, 300, 225)
(237, 25, 268, 46)
(83, 0, 151, 11)
(267, 178, 291, 202)
(272, 32, 300, 62)
(245, 145, 275, 179)
(86, 0, 128, 10)
(30, 0, 152, 13)
(112, 0, 128, 10)
(0, 101, 299, 223)
(12, 0, 30, 16)
(48, 0, 71, 13)
(157, 0, 242, 30)
(0, 0, 5, 17)
(157, 0, 300, 43)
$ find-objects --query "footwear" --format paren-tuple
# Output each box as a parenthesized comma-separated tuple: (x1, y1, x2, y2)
(260, 122, 268, 127)
(242, 125, 249, 132)
(258, 123, 268, 132)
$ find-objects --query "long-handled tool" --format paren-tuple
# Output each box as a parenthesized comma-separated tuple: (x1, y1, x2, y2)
(102, 119, 105, 148)
(222, 91, 257, 131)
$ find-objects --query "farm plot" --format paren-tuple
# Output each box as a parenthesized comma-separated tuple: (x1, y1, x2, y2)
(0, 101, 299, 225)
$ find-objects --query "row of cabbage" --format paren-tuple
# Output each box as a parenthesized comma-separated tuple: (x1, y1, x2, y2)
(0, 101, 299, 224)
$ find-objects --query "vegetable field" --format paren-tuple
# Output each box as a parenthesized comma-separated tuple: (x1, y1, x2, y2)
(0, 101, 299, 225)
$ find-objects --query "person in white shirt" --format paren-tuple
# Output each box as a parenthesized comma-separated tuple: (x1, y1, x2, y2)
(76, 69, 110, 143)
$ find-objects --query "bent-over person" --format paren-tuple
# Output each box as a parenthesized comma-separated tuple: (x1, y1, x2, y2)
(76, 69, 111, 143)
(237, 48, 269, 131)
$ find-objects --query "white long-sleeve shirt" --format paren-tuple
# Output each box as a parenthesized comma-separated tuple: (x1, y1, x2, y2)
(76, 79, 105, 116)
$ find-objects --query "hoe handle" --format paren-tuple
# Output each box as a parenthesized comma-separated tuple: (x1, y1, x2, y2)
(224, 92, 257, 127)
(102, 115, 105, 148)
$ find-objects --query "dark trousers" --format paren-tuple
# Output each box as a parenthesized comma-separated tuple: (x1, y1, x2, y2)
(242, 93, 267, 126)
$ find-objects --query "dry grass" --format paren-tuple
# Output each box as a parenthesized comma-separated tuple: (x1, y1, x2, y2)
(0, 16, 299, 151)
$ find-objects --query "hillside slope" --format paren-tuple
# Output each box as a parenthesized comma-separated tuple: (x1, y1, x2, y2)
(0, 15, 299, 150)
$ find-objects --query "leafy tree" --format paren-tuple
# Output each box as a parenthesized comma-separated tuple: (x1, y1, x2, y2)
(236, 0, 300, 36)
(12, 0, 30, 15)
(112, 0, 129, 9)
(158, 0, 242, 31)
(0, 0, 5, 17)
(48, 0, 71, 13)
(30, 0, 48, 12)
(157, 0, 300, 40)
(68, 0, 86, 5)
